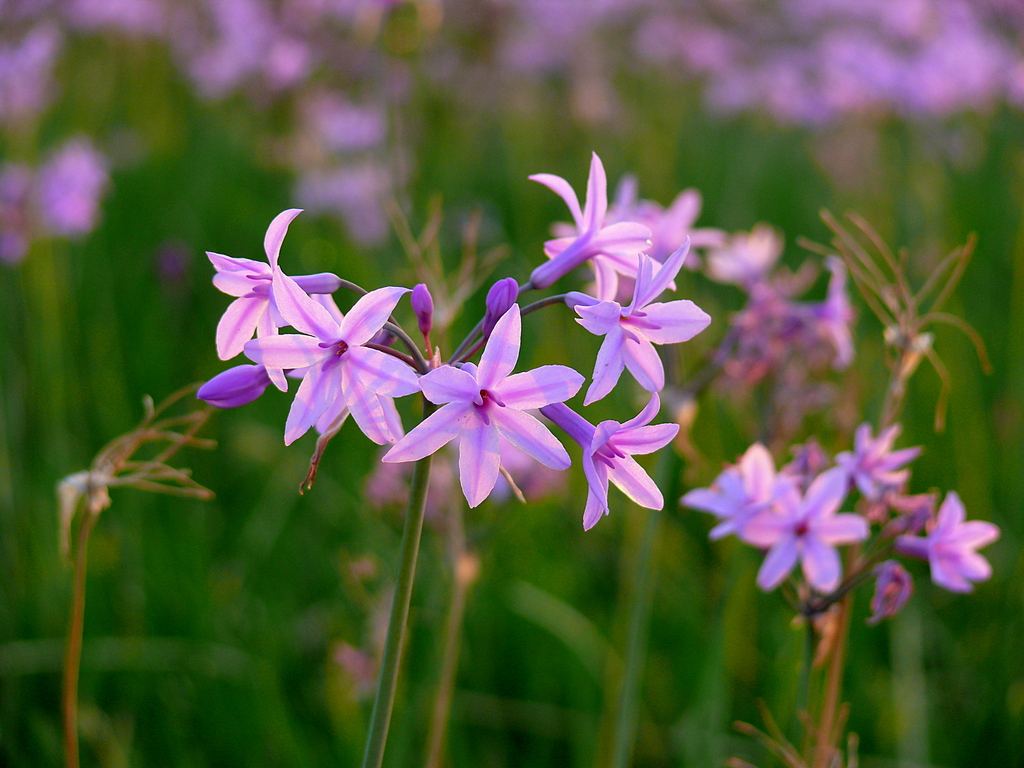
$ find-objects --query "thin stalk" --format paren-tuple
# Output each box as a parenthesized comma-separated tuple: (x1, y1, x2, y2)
(361, 400, 435, 768)
(424, 502, 475, 768)
(63, 507, 98, 768)
(812, 590, 852, 768)
(609, 448, 682, 768)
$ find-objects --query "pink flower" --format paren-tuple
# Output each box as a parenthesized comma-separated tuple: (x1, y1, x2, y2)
(208, 208, 342, 366)
(682, 443, 799, 540)
(243, 276, 419, 446)
(835, 423, 921, 501)
(896, 491, 999, 593)
(743, 466, 869, 592)
(542, 395, 678, 530)
(571, 246, 711, 404)
(528, 152, 651, 296)
(382, 305, 583, 507)
(706, 224, 783, 288)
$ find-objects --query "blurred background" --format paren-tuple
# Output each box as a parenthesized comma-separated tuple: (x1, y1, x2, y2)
(1, 0, 1023, 765)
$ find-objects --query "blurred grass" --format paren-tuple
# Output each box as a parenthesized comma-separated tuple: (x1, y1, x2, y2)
(2, 33, 1023, 768)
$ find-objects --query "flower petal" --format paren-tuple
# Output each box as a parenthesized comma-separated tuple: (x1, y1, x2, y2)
(608, 455, 662, 509)
(383, 402, 471, 463)
(339, 286, 411, 347)
(584, 329, 625, 405)
(477, 303, 521, 390)
(496, 365, 584, 410)
(459, 418, 501, 507)
(217, 296, 268, 360)
(245, 334, 327, 370)
(802, 538, 842, 592)
(491, 407, 570, 470)
(636, 242, 689, 307)
(576, 300, 623, 336)
(581, 152, 607, 232)
(622, 333, 664, 392)
(345, 346, 420, 397)
(757, 538, 799, 590)
(581, 454, 610, 530)
(284, 365, 329, 445)
(264, 208, 303, 268)
(419, 364, 480, 404)
(529, 173, 583, 230)
(273, 268, 339, 339)
(611, 423, 678, 455)
(635, 300, 711, 345)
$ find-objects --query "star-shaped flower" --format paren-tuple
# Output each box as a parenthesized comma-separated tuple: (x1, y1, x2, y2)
(383, 305, 583, 507)
(208, 208, 342, 367)
(572, 245, 711, 404)
(243, 272, 419, 446)
(682, 443, 799, 540)
(529, 152, 651, 297)
(835, 423, 921, 501)
(742, 466, 869, 592)
(896, 491, 999, 593)
(541, 395, 678, 530)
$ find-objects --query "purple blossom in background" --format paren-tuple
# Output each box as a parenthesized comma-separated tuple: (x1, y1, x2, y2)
(682, 443, 799, 541)
(294, 164, 391, 245)
(529, 152, 651, 296)
(65, 0, 167, 36)
(835, 423, 921, 501)
(572, 246, 711, 404)
(383, 305, 583, 507)
(706, 224, 784, 289)
(244, 278, 418, 446)
(198, 364, 273, 408)
(542, 395, 678, 530)
(807, 256, 855, 369)
(743, 466, 869, 592)
(896, 491, 999, 593)
(0, 163, 32, 264)
(868, 560, 913, 624)
(35, 138, 109, 238)
(0, 25, 62, 125)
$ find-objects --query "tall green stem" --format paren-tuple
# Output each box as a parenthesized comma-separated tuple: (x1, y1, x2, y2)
(63, 508, 98, 768)
(361, 400, 435, 768)
(608, 448, 682, 768)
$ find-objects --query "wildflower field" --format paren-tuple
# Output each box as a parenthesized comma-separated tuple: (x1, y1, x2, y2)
(2, 2, 1023, 767)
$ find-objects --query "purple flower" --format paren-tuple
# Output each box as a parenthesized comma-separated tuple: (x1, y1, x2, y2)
(807, 256, 855, 369)
(868, 560, 913, 624)
(896, 491, 999, 593)
(383, 304, 583, 507)
(0, 25, 62, 126)
(208, 208, 342, 364)
(572, 246, 711, 404)
(528, 152, 651, 295)
(0, 163, 32, 264)
(706, 224, 783, 289)
(743, 466, 869, 592)
(198, 364, 272, 408)
(35, 138, 109, 238)
(244, 277, 419, 446)
(542, 395, 678, 530)
(835, 423, 921, 501)
(682, 443, 799, 540)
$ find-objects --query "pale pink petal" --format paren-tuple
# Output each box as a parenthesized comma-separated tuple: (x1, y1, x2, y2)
(245, 334, 327, 370)
(636, 300, 711, 345)
(611, 423, 678, 455)
(529, 173, 583, 230)
(284, 365, 327, 445)
(948, 550, 992, 582)
(607, 455, 662, 509)
(339, 286, 410, 347)
(742, 513, 791, 548)
(576, 300, 623, 336)
(344, 346, 420, 397)
(930, 557, 972, 592)
(459, 419, 501, 507)
(802, 467, 849, 520)
(209, 251, 268, 296)
(477, 304, 521, 390)
(346, 371, 400, 445)
(637, 241, 689, 306)
(951, 520, 1000, 549)
(681, 487, 737, 518)
(495, 366, 584, 410)
(588, 221, 652, 255)
(621, 394, 661, 430)
(419, 365, 480, 404)
(935, 491, 966, 532)
(584, 329, 625, 405)
(273, 268, 338, 339)
(757, 538, 799, 590)
(383, 402, 472, 463)
(217, 296, 269, 360)
(581, 455, 610, 530)
(816, 513, 869, 545)
(491, 407, 570, 470)
(802, 538, 842, 592)
(621, 333, 664, 392)
(742, 444, 776, 501)
(581, 152, 608, 232)
(264, 208, 303, 268)
(625, 254, 653, 314)
(591, 257, 621, 302)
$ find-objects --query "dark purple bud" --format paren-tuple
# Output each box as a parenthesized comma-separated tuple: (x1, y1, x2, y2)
(868, 561, 913, 624)
(483, 277, 519, 337)
(411, 283, 434, 337)
(198, 364, 272, 409)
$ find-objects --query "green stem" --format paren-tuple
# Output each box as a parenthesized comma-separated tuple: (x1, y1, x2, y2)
(361, 400, 435, 768)
(63, 508, 97, 768)
(609, 448, 681, 768)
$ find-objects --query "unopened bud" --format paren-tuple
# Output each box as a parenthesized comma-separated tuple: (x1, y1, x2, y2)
(483, 277, 519, 337)
(411, 283, 434, 337)
(868, 561, 913, 624)
(198, 364, 272, 409)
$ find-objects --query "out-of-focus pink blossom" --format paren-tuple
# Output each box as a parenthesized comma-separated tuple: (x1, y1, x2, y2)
(706, 224, 784, 288)
(835, 423, 921, 501)
(868, 560, 913, 624)
(35, 138, 109, 238)
(0, 25, 62, 125)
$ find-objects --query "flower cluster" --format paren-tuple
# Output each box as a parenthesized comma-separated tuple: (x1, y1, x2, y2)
(683, 423, 999, 614)
(200, 154, 711, 525)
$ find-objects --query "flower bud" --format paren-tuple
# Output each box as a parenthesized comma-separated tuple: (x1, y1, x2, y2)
(411, 283, 434, 337)
(868, 561, 913, 624)
(483, 277, 519, 337)
(198, 364, 272, 409)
